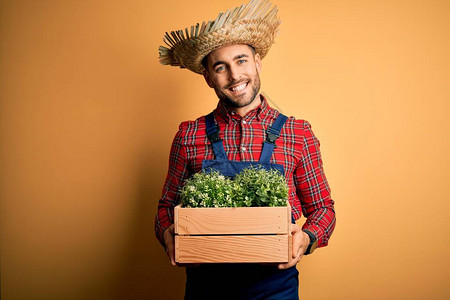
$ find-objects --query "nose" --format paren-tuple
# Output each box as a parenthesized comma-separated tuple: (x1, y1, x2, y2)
(228, 65, 240, 82)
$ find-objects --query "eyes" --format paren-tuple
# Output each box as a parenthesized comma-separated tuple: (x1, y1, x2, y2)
(214, 59, 248, 73)
(215, 65, 226, 72)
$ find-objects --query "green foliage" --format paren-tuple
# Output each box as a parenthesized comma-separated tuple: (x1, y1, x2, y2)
(180, 171, 234, 208)
(233, 166, 289, 207)
(180, 166, 288, 208)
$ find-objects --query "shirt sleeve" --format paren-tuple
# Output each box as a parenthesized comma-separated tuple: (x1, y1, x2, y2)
(294, 121, 336, 247)
(154, 124, 190, 247)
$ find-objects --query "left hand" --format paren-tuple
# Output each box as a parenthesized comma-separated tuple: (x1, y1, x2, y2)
(278, 224, 310, 269)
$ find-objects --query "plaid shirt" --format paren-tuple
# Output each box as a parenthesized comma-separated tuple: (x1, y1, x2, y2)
(155, 96, 336, 248)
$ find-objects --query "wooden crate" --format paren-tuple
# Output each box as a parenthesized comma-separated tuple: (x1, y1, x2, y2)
(174, 204, 292, 263)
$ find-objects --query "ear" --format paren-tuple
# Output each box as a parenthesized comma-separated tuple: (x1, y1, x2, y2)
(203, 70, 214, 88)
(254, 53, 262, 74)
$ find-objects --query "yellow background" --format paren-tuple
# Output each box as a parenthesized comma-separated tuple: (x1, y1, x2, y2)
(1, 0, 449, 299)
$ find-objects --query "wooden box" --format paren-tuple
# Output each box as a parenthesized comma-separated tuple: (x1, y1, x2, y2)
(174, 204, 292, 263)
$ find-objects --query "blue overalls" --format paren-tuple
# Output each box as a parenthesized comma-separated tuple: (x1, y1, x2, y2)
(184, 112, 299, 300)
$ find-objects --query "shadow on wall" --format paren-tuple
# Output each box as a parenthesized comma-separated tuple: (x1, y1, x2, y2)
(112, 151, 185, 300)
(111, 76, 190, 299)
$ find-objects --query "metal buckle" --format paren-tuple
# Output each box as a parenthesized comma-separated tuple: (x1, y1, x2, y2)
(209, 131, 222, 143)
(266, 131, 278, 144)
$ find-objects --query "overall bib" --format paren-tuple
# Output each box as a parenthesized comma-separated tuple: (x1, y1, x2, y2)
(184, 112, 299, 300)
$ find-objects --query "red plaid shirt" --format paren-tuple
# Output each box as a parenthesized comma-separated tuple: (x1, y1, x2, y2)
(155, 96, 336, 248)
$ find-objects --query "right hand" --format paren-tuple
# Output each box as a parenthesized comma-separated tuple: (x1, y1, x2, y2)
(163, 224, 176, 266)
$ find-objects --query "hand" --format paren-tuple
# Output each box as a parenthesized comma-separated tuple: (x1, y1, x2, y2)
(163, 224, 199, 268)
(163, 224, 176, 266)
(278, 224, 310, 270)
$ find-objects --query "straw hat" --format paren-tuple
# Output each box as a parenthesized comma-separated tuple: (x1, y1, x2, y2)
(158, 0, 280, 74)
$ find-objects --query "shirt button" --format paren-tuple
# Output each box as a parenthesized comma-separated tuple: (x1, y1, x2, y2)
(242, 120, 247, 125)
(242, 146, 247, 152)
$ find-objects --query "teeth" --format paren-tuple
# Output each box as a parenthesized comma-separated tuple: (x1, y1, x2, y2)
(231, 83, 247, 92)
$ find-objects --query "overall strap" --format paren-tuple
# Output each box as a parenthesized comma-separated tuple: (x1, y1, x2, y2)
(204, 112, 228, 161)
(259, 113, 288, 163)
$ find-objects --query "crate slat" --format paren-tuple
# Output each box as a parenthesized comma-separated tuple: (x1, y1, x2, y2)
(175, 205, 290, 235)
(176, 235, 290, 263)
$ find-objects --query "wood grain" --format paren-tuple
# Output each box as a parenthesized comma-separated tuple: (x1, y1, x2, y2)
(174, 205, 290, 235)
(175, 235, 290, 263)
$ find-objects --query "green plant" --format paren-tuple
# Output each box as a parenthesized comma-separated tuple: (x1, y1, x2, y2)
(180, 166, 288, 208)
(180, 171, 234, 208)
(233, 166, 288, 207)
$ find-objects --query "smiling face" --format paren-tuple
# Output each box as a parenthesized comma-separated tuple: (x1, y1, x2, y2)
(203, 44, 262, 116)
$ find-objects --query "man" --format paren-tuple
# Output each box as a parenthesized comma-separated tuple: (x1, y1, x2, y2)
(156, 0, 335, 299)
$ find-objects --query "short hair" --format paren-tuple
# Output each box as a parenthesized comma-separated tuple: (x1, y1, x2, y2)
(201, 45, 256, 71)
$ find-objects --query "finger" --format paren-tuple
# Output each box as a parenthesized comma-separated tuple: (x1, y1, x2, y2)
(279, 250, 302, 269)
(292, 238, 302, 258)
(291, 225, 302, 258)
(164, 225, 176, 266)
(165, 238, 176, 266)
(278, 252, 301, 270)
(166, 244, 176, 266)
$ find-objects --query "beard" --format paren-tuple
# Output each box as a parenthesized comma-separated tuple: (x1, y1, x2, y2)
(213, 73, 261, 108)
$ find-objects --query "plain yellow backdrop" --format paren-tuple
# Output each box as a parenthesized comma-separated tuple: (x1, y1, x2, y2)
(1, 0, 449, 299)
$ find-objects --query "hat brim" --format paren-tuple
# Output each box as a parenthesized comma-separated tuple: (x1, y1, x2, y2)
(159, 0, 280, 74)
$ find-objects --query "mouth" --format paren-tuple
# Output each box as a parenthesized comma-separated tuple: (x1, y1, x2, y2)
(228, 81, 249, 94)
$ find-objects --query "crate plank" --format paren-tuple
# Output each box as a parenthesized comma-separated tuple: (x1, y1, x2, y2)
(175, 205, 290, 235)
(175, 235, 290, 263)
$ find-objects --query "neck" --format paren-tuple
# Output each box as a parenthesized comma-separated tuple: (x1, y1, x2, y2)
(232, 94, 262, 117)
